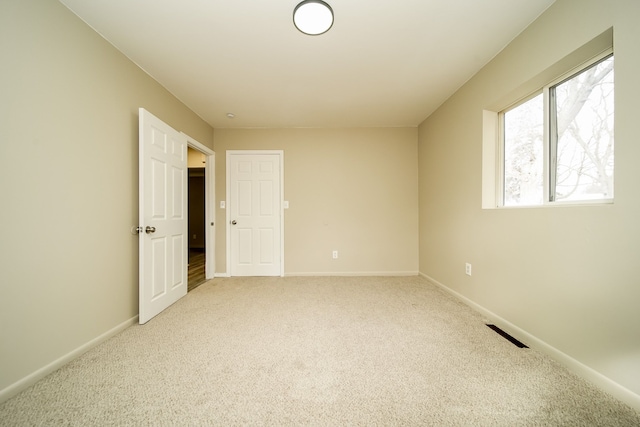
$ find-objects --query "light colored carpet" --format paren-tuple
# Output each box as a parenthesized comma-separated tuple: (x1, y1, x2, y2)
(1, 276, 639, 426)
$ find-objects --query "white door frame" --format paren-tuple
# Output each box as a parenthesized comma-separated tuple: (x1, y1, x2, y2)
(226, 150, 284, 277)
(182, 132, 216, 280)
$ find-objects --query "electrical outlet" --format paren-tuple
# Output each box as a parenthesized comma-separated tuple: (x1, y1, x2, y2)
(332, 250, 338, 259)
(465, 263, 472, 276)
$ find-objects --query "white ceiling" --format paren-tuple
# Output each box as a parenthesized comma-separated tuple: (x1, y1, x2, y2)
(59, 0, 555, 129)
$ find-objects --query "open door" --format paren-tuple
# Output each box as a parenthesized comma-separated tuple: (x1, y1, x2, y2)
(139, 108, 188, 324)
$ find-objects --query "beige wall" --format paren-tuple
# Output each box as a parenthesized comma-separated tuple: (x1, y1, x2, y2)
(213, 128, 419, 276)
(188, 147, 207, 168)
(418, 0, 640, 404)
(0, 0, 213, 395)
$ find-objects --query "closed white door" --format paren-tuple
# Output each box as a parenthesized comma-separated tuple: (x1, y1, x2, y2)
(228, 152, 283, 276)
(139, 108, 188, 324)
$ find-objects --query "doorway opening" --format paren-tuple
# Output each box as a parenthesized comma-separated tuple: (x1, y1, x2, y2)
(185, 137, 216, 291)
(188, 156, 206, 291)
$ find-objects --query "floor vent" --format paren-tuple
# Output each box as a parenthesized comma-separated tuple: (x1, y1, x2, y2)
(486, 324, 528, 348)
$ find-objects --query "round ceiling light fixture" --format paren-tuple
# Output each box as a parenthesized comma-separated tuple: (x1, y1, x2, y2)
(293, 0, 334, 36)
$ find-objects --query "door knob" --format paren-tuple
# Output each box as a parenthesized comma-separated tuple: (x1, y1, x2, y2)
(231, 220, 237, 225)
(145, 226, 156, 234)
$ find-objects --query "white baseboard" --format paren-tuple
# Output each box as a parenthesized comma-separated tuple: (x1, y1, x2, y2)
(215, 271, 418, 278)
(214, 272, 419, 278)
(0, 316, 138, 405)
(419, 272, 640, 411)
(285, 271, 419, 277)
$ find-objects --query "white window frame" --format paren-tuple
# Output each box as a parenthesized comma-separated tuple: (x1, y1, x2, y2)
(489, 48, 614, 209)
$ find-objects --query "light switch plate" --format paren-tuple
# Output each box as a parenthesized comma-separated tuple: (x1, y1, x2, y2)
(220, 201, 226, 209)
(283, 201, 289, 209)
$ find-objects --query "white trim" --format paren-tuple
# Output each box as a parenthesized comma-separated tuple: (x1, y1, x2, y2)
(205, 152, 216, 278)
(181, 132, 214, 156)
(419, 272, 640, 410)
(182, 133, 216, 279)
(285, 271, 419, 277)
(226, 150, 285, 277)
(0, 316, 138, 404)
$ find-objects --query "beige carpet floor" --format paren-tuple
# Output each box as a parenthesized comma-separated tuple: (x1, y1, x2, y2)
(1, 276, 639, 426)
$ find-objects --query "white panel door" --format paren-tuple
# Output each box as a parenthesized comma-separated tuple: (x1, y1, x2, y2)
(139, 108, 188, 324)
(229, 152, 282, 276)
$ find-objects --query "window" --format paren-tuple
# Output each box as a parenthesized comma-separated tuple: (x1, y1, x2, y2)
(500, 53, 614, 207)
(503, 93, 544, 206)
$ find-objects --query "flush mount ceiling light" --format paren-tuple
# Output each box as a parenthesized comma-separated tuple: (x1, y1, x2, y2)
(293, 0, 334, 36)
